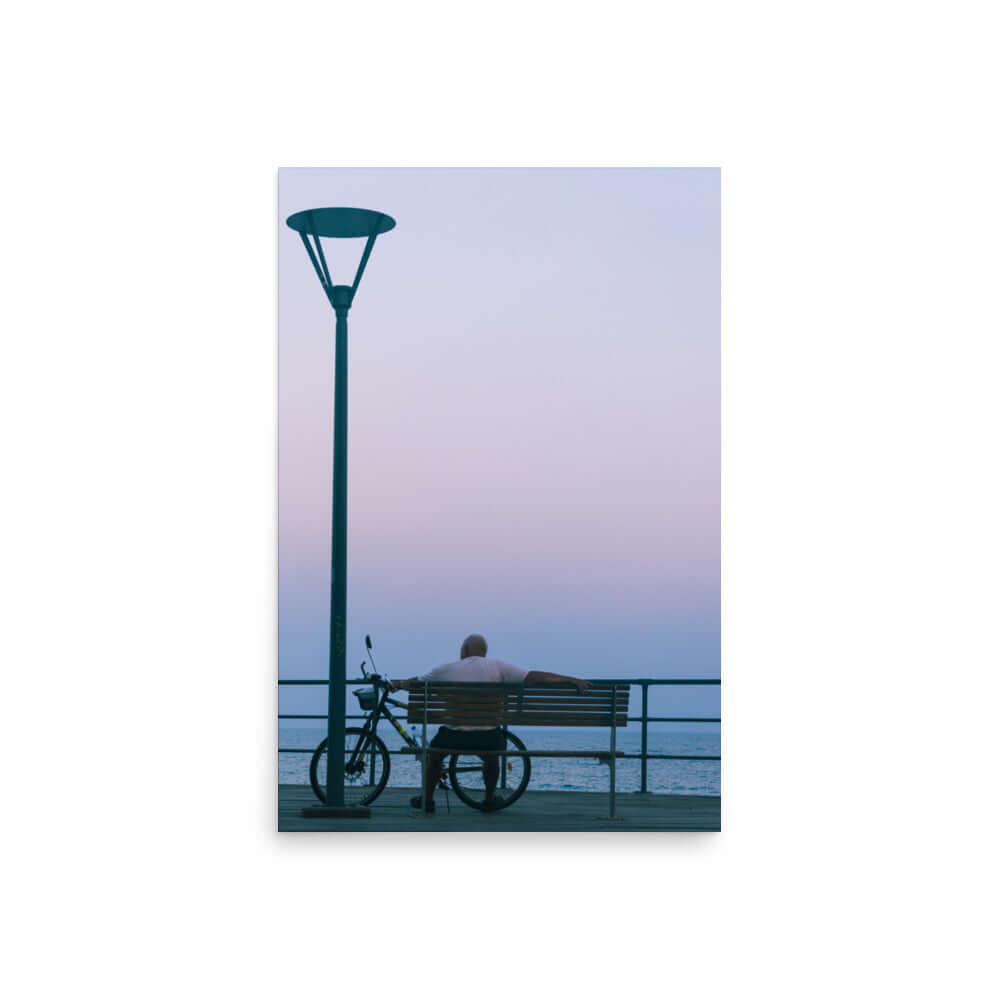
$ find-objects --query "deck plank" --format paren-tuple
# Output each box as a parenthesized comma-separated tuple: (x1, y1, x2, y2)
(279, 784, 720, 832)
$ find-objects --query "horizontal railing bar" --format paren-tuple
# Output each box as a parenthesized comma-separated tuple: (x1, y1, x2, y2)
(280, 676, 720, 686)
(624, 679, 720, 685)
(629, 717, 721, 723)
(279, 714, 718, 724)
(280, 715, 718, 724)
(279, 713, 398, 721)
(278, 747, 721, 762)
(632, 754, 720, 761)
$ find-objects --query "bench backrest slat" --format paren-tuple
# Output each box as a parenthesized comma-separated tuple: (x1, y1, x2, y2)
(405, 682, 629, 727)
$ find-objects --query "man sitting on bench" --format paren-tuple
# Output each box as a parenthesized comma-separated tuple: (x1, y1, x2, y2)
(391, 633, 590, 813)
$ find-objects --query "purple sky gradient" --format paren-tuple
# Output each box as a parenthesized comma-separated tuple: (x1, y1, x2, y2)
(279, 169, 719, 701)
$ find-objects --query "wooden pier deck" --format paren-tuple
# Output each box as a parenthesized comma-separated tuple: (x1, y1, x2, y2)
(279, 784, 720, 832)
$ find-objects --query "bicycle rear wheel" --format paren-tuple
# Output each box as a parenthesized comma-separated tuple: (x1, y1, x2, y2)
(448, 730, 530, 811)
(309, 728, 390, 806)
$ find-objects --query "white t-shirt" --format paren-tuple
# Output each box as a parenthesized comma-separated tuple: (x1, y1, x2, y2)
(419, 656, 529, 730)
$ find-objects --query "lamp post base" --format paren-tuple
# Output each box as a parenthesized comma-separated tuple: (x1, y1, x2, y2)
(301, 805, 371, 819)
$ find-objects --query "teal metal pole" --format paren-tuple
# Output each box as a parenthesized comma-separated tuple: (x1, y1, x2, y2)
(325, 286, 353, 806)
(286, 208, 395, 820)
(640, 682, 649, 793)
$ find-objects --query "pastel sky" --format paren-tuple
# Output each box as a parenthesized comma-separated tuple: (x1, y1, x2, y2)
(279, 168, 719, 714)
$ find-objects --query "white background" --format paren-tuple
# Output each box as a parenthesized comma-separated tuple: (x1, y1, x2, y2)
(2, 3, 998, 999)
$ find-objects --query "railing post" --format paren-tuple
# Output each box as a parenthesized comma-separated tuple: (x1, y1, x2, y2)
(501, 723, 508, 790)
(421, 680, 428, 811)
(640, 681, 649, 793)
(369, 698, 376, 785)
(609, 684, 617, 819)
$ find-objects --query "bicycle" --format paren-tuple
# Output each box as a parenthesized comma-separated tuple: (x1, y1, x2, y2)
(308, 637, 531, 811)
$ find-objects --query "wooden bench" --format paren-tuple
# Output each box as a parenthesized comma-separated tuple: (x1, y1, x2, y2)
(405, 681, 630, 817)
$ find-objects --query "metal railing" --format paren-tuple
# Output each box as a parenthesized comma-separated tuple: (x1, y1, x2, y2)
(278, 676, 720, 793)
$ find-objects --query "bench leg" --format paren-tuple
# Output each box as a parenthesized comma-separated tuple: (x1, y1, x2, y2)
(600, 687, 623, 820)
(609, 705, 617, 819)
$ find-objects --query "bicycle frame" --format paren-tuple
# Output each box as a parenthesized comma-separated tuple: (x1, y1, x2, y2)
(345, 677, 419, 771)
(369, 682, 417, 745)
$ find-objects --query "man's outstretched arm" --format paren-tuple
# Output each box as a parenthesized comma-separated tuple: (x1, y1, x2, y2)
(523, 670, 591, 693)
(389, 677, 422, 692)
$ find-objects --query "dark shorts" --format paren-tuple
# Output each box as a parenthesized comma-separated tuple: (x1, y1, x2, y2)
(429, 726, 505, 752)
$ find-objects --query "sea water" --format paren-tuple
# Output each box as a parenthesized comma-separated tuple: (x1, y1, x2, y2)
(279, 723, 720, 796)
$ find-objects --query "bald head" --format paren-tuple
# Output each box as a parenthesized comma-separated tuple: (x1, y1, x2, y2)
(460, 634, 488, 659)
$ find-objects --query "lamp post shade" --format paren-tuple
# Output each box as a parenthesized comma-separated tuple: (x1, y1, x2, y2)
(286, 207, 396, 239)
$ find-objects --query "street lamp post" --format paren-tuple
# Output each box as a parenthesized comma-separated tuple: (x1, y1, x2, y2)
(286, 207, 396, 818)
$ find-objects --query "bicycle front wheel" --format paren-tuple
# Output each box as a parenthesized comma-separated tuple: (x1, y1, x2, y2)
(309, 728, 391, 806)
(448, 730, 530, 811)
